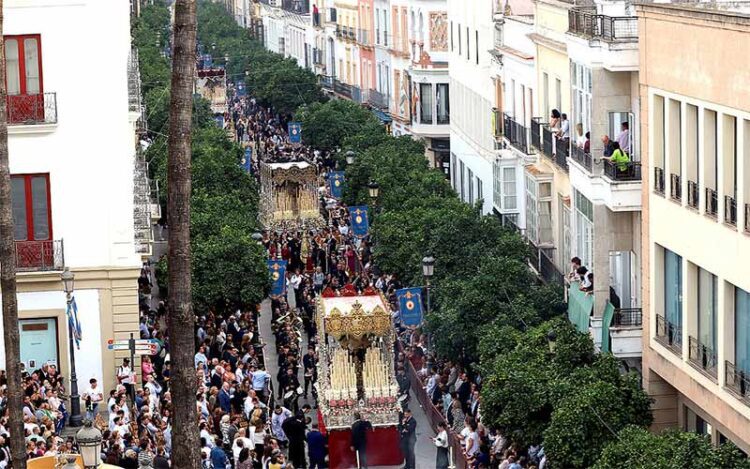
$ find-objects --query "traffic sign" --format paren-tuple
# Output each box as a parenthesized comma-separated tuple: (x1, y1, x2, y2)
(133, 339, 159, 345)
(134, 349, 156, 356)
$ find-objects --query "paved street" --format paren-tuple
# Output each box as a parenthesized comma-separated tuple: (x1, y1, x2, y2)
(257, 291, 438, 469)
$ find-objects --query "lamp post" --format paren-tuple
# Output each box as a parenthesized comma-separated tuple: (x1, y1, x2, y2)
(345, 150, 355, 165)
(422, 255, 435, 315)
(367, 180, 379, 201)
(76, 420, 102, 468)
(62, 267, 82, 428)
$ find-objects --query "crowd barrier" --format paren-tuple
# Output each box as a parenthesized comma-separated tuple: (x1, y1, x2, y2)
(401, 343, 469, 469)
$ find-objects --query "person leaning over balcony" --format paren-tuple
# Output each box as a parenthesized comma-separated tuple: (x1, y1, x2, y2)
(556, 113, 570, 140)
(549, 109, 561, 130)
(602, 141, 630, 172)
(601, 134, 615, 157)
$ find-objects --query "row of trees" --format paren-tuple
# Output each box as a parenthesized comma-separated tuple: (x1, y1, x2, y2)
(133, 2, 270, 313)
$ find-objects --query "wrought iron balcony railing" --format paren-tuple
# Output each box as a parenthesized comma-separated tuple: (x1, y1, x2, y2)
(612, 308, 643, 327)
(570, 145, 592, 172)
(725, 361, 750, 402)
(687, 180, 699, 209)
(555, 138, 569, 172)
(706, 187, 718, 218)
(320, 75, 334, 90)
(530, 117, 544, 151)
(15, 239, 64, 272)
(333, 79, 353, 99)
(503, 114, 531, 154)
(670, 173, 682, 201)
(603, 160, 642, 181)
(655, 315, 682, 356)
(542, 126, 554, 160)
(725, 195, 737, 226)
(654, 167, 665, 195)
(7, 93, 58, 125)
(688, 335, 718, 378)
(568, 9, 638, 42)
(367, 89, 389, 110)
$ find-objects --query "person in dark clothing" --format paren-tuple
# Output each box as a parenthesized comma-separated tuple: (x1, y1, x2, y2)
(302, 347, 317, 399)
(399, 408, 417, 469)
(307, 423, 327, 469)
(282, 412, 307, 468)
(350, 412, 373, 468)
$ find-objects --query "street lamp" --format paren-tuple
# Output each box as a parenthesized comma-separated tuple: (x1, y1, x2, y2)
(547, 329, 558, 353)
(61, 267, 82, 428)
(345, 150, 355, 165)
(76, 420, 102, 468)
(422, 255, 435, 315)
(367, 180, 379, 201)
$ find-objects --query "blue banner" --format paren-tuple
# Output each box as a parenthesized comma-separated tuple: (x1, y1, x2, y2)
(396, 288, 424, 326)
(267, 260, 287, 297)
(348, 206, 370, 238)
(66, 296, 82, 349)
(328, 171, 345, 199)
(242, 147, 253, 172)
(288, 122, 302, 144)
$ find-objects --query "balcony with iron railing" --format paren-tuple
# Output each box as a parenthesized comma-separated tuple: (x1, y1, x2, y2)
(320, 75, 334, 91)
(654, 167, 665, 195)
(725, 361, 750, 403)
(503, 113, 531, 155)
(568, 8, 638, 42)
(655, 314, 682, 356)
(706, 187, 718, 218)
(613, 308, 643, 327)
(670, 173, 682, 201)
(687, 180, 699, 209)
(530, 117, 544, 151)
(357, 29, 372, 47)
(367, 89, 389, 110)
(555, 139, 569, 172)
(7, 93, 58, 126)
(16, 239, 64, 272)
(725, 195, 737, 227)
(281, 0, 309, 15)
(688, 336, 718, 379)
(570, 145, 592, 172)
(333, 78, 353, 99)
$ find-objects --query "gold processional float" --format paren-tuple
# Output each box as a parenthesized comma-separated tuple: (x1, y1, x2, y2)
(259, 161, 326, 230)
(315, 286, 401, 430)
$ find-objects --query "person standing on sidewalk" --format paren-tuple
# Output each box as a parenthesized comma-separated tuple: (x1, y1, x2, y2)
(399, 408, 417, 469)
(350, 412, 373, 468)
(433, 421, 450, 469)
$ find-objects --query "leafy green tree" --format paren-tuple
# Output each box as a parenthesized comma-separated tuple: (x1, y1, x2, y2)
(593, 426, 750, 469)
(296, 100, 383, 151)
(542, 359, 652, 468)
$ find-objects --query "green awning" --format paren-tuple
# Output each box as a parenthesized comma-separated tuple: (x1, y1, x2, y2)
(568, 282, 593, 333)
(601, 301, 615, 353)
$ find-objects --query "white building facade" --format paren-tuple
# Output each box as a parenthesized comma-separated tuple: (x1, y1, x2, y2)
(4, 0, 145, 389)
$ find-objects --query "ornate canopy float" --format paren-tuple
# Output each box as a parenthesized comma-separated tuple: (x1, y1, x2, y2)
(259, 161, 325, 230)
(315, 286, 403, 466)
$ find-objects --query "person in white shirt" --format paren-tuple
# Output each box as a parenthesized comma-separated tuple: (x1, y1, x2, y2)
(144, 374, 162, 399)
(83, 379, 103, 421)
(232, 428, 254, 464)
(117, 359, 134, 401)
(432, 421, 449, 469)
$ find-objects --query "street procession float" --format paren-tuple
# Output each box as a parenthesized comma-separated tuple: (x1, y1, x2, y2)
(315, 285, 403, 467)
(259, 161, 325, 230)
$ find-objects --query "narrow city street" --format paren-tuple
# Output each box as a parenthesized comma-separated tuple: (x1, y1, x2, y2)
(257, 292, 438, 468)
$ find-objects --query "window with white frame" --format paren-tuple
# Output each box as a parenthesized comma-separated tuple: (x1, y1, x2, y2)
(477, 178, 483, 202)
(502, 167, 518, 211)
(571, 61, 592, 137)
(468, 169, 475, 204)
(525, 173, 539, 243)
(575, 189, 594, 268)
(561, 199, 572, 268)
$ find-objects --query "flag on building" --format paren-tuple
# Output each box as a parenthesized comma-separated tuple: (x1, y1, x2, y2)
(396, 288, 424, 326)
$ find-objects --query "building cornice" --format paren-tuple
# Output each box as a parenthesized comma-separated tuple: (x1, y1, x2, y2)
(636, 2, 750, 31)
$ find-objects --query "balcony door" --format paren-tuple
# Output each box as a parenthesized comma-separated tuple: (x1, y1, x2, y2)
(11, 174, 53, 269)
(610, 251, 636, 308)
(5, 35, 44, 123)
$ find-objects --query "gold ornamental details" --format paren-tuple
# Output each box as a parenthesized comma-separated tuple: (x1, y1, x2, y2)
(323, 301, 390, 340)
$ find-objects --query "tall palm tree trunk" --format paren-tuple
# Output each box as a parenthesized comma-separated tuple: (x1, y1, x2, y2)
(166, 0, 200, 467)
(0, 3, 28, 468)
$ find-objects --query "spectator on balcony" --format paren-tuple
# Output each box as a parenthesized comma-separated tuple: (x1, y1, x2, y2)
(549, 109, 561, 130)
(567, 257, 582, 284)
(602, 142, 630, 172)
(556, 113, 570, 140)
(601, 135, 615, 157)
(584, 132, 591, 154)
(617, 121, 631, 155)
(574, 123, 585, 148)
